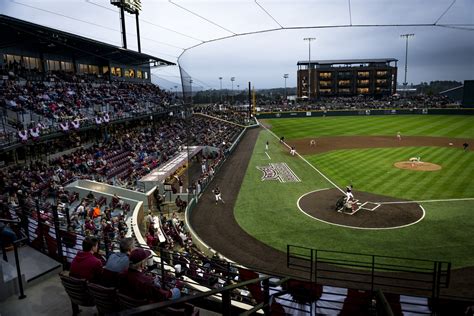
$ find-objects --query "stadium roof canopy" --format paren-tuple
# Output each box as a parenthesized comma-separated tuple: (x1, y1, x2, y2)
(297, 58, 398, 66)
(0, 14, 175, 67)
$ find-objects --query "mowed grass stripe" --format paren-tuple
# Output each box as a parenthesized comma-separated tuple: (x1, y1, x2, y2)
(266, 115, 474, 139)
(408, 148, 456, 199)
(444, 152, 474, 198)
(311, 147, 408, 197)
(410, 116, 464, 136)
(308, 146, 474, 200)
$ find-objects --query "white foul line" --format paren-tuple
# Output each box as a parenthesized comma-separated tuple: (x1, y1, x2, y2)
(296, 189, 426, 230)
(376, 197, 474, 205)
(258, 120, 345, 194)
(265, 151, 271, 160)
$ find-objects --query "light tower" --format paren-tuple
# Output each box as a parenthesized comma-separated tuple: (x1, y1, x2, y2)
(110, 0, 142, 51)
(283, 74, 289, 101)
(303, 37, 316, 100)
(219, 77, 223, 103)
(400, 33, 415, 88)
(230, 77, 235, 104)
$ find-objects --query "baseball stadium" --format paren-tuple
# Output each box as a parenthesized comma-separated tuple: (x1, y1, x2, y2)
(1, 1, 474, 316)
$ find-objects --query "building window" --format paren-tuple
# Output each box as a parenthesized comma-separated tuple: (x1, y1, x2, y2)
(128, 69, 135, 78)
(144, 71, 148, 79)
(47, 60, 61, 71)
(78, 63, 99, 74)
(113, 67, 122, 77)
(338, 80, 350, 86)
(357, 79, 369, 86)
(320, 81, 331, 87)
(5, 54, 22, 66)
(102, 66, 110, 75)
(358, 71, 369, 78)
(90, 65, 99, 74)
(137, 70, 143, 79)
(60, 61, 73, 72)
(23, 56, 42, 71)
(339, 88, 351, 93)
(320, 88, 332, 94)
(376, 79, 387, 85)
(377, 71, 387, 77)
(124, 69, 130, 78)
(319, 72, 332, 79)
(357, 88, 369, 94)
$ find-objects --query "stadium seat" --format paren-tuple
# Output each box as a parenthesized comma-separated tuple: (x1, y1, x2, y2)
(87, 282, 120, 315)
(59, 272, 95, 316)
(117, 291, 148, 310)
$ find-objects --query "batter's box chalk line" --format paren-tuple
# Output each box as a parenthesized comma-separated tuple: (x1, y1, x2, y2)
(359, 201, 381, 211)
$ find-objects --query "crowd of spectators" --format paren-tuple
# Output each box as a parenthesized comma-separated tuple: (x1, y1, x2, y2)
(259, 94, 455, 112)
(1, 80, 172, 124)
(193, 104, 253, 126)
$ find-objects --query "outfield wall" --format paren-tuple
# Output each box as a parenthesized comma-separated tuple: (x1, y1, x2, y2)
(256, 108, 474, 119)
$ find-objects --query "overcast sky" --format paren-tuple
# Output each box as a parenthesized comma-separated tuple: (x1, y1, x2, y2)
(1, 0, 473, 90)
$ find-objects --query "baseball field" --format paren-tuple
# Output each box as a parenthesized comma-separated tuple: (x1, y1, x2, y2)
(233, 115, 474, 268)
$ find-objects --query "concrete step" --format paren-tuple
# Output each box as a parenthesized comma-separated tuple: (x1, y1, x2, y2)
(1, 245, 62, 301)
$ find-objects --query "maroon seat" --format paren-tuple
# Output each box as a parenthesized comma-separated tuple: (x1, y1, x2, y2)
(59, 272, 95, 316)
(88, 282, 120, 315)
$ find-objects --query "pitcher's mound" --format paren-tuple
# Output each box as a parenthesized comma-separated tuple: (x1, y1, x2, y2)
(394, 161, 442, 171)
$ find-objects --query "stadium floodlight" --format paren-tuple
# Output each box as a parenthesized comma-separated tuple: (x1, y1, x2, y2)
(111, 0, 142, 14)
(219, 77, 223, 103)
(111, 0, 142, 51)
(303, 37, 316, 101)
(283, 74, 289, 101)
(231, 77, 235, 104)
(400, 33, 415, 87)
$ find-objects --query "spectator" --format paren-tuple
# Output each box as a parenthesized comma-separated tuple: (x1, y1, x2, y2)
(120, 248, 170, 302)
(102, 237, 134, 286)
(69, 236, 103, 282)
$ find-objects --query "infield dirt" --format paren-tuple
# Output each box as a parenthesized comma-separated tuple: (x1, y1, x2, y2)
(287, 135, 471, 155)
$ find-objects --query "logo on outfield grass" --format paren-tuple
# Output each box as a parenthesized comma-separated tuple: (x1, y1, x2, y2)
(257, 162, 301, 183)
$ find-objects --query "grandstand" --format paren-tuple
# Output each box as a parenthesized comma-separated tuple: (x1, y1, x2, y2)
(1, 6, 474, 316)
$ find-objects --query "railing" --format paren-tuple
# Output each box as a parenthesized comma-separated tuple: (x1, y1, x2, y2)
(115, 276, 271, 316)
(0, 107, 172, 150)
(287, 245, 451, 300)
(1, 218, 28, 299)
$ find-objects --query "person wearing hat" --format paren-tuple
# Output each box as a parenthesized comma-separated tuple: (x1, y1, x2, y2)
(345, 186, 354, 202)
(120, 248, 170, 302)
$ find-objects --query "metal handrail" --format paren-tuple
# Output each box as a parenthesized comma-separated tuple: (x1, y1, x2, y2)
(115, 276, 271, 316)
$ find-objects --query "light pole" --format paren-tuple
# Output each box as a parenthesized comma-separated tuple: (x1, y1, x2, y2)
(231, 77, 235, 104)
(219, 77, 223, 103)
(189, 79, 193, 104)
(400, 33, 415, 88)
(283, 74, 289, 102)
(174, 85, 178, 97)
(303, 37, 316, 100)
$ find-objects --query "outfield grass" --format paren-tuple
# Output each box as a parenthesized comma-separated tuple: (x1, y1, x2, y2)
(265, 115, 474, 139)
(234, 115, 474, 268)
(308, 146, 474, 200)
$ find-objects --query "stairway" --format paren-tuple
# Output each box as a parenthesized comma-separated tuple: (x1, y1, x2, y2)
(1, 245, 62, 301)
